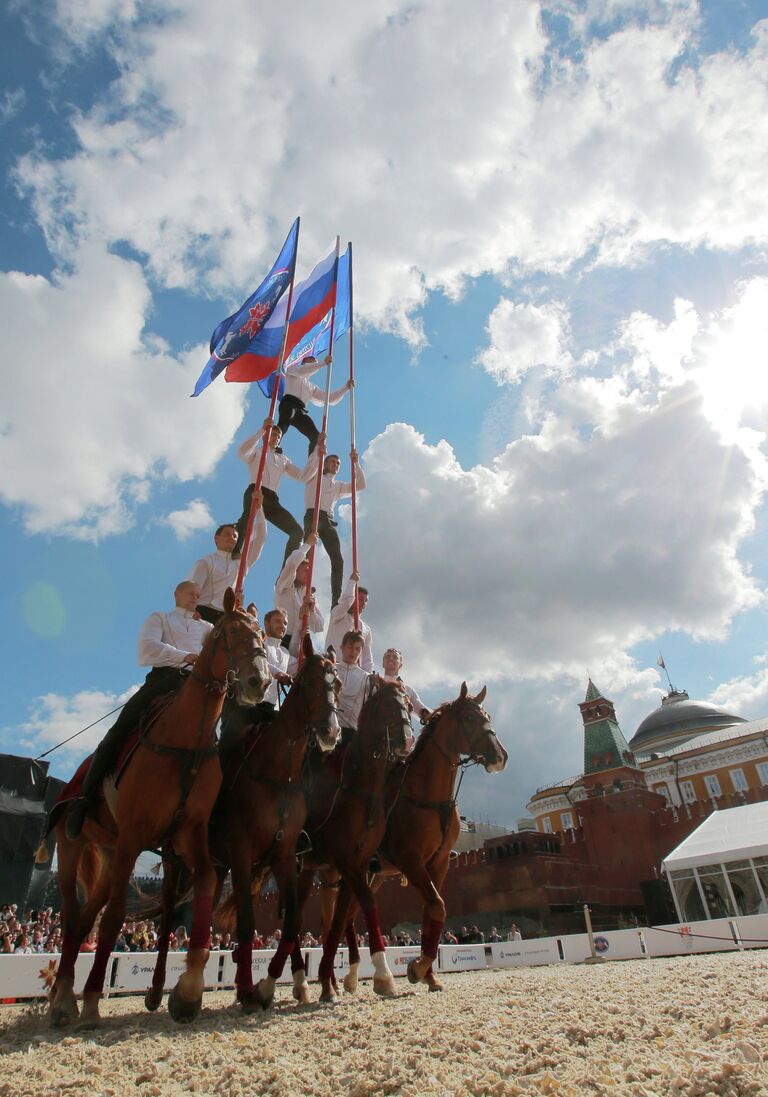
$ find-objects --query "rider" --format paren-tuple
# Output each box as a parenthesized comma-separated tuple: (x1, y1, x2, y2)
(234, 421, 309, 561)
(274, 534, 324, 658)
(276, 354, 353, 455)
(65, 581, 212, 840)
(218, 607, 291, 754)
(189, 490, 265, 624)
(336, 630, 370, 745)
(302, 439, 365, 607)
(381, 648, 431, 724)
(262, 608, 296, 709)
(325, 571, 373, 670)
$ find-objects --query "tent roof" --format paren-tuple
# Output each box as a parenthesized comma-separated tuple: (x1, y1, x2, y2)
(662, 802, 768, 872)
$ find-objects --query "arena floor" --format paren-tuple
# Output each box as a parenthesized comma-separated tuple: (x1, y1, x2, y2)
(1, 951, 767, 1096)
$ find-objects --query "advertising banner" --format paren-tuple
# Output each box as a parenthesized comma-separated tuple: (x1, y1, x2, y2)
(438, 944, 486, 971)
(219, 949, 294, 987)
(113, 950, 220, 992)
(490, 938, 561, 968)
(643, 918, 736, 957)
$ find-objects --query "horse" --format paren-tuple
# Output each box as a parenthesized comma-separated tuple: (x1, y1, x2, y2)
(333, 682, 507, 995)
(48, 588, 271, 1028)
(285, 677, 415, 1004)
(145, 633, 341, 1014)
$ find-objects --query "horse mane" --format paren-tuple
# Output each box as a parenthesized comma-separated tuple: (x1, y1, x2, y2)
(406, 700, 454, 765)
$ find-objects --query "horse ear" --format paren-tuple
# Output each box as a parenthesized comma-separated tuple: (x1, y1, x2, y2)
(474, 685, 487, 705)
(326, 645, 337, 664)
(302, 631, 314, 659)
(223, 587, 236, 614)
(459, 681, 468, 701)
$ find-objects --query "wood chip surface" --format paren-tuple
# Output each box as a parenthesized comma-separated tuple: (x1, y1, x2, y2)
(1, 951, 767, 1096)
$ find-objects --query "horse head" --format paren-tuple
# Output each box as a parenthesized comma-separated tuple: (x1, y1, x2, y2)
(293, 632, 341, 752)
(204, 588, 271, 706)
(364, 676, 415, 760)
(452, 682, 508, 773)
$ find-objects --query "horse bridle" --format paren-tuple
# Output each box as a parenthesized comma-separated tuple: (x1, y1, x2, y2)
(191, 615, 268, 698)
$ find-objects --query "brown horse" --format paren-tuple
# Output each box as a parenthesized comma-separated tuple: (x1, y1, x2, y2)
(335, 682, 507, 994)
(287, 677, 414, 1003)
(49, 588, 270, 1028)
(177, 634, 341, 1013)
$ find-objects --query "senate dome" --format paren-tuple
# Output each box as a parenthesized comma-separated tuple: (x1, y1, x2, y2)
(627, 688, 746, 757)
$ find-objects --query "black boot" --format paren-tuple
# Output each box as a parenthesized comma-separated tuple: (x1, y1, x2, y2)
(64, 705, 140, 840)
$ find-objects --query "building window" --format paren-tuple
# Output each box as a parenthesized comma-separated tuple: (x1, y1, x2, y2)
(542, 817, 553, 834)
(680, 780, 696, 804)
(704, 774, 722, 798)
(756, 762, 768, 786)
(654, 784, 671, 804)
(561, 811, 574, 830)
(729, 768, 748, 792)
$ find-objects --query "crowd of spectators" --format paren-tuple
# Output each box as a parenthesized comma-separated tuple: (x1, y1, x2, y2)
(1, 904, 63, 954)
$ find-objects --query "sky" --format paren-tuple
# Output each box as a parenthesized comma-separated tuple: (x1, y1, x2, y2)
(2, 0, 768, 830)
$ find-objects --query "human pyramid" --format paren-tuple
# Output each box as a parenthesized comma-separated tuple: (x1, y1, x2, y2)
(65, 349, 430, 841)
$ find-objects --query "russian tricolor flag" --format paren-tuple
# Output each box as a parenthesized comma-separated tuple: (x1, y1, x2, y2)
(225, 241, 339, 385)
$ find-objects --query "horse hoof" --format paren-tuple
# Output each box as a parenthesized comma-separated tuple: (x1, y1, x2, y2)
(254, 980, 274, 1011)
(168, 984, 201, 1024)
(373, 977, 397, 997)
(342, 973, 358, 994)
(292, 984, 311, 1005)
(49, 1004, 76, 1029)
(406, 958, 421, 985)
(428, 980, 444, 992)
(75, 1013, 101, 1031)
(145, 987, 163, 1011)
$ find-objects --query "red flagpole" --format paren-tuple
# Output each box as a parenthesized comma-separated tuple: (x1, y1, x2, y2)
(297, 236, 341, 662)
(234, 217, 301, 595)
(347, 242, 360, 630)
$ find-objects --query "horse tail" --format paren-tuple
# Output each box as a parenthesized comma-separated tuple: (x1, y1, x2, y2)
(132, 866, 193, 921)
(214, 890, 238, 933)
(35, 839, 51, 865)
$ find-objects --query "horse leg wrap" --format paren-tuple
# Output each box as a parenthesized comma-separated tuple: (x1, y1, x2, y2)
(345, 925, 361, 966)
(318, 930, 341, 982)
(83, 938, 114, 995)
(267, 936, 294, 979)
(290, 940, 306, 974)
(363, 907, 387, 957)
(421, 917, 444, 961)
(236, 942, 253, 994)
(189, 896, 212, 951)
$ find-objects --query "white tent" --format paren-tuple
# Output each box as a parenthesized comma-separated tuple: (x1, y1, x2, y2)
(662, 802, 768, 922)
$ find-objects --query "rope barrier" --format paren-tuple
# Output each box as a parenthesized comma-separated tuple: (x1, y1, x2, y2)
(645, 923, 768, 945)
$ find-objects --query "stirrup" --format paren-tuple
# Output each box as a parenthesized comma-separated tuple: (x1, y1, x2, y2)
(65, 796, 93, 841)
(368, 853, 382, 874)
(295, 831, 313, 855)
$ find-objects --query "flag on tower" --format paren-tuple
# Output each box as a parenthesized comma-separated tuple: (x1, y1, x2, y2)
(191, 219, 299, 397)
(657, 654, 666, 669)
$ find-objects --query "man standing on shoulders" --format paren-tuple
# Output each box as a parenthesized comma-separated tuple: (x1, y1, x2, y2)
(234, 421, 309, 561)
(276, 355, 353, 454)
(302, 436, 366, 607)
(189, 490, 266, 624)
(326, 571, 373, 671)
(381, 648, 430, 723)
(336, 631, 370, 744)
(66, 580, 212, 839)
(274, 533, 324, 658)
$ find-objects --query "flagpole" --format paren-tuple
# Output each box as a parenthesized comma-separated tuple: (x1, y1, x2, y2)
(234, 218, 301, 595)
(347, 243, 360, 631)
(658, 652, 674, 693)
(298, 236, 341, 662)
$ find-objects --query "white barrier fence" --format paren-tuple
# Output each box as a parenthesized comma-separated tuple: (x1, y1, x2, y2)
(2, 915, 766, 1002)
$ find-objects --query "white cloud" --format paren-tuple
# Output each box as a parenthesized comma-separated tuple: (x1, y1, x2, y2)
(0, 88, 25, 125)
(14, 3, 768, 343)
(162, 498, 214, 541)
(15, 685, 139, 766)
(709, 657, 768, 719)
(477, 298, 572, 385)
(0, 245, 247, 537)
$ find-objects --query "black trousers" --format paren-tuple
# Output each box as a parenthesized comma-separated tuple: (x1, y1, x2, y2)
(304, 508, 344, 606)
(80, 666, 187, 796)
(196, 604, 223, 625)
(277, 395, 319, 453)
(235, 483, 303, 564)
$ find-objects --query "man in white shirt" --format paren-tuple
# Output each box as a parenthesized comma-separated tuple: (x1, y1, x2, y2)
(66, 581, 213, 839)
(381, 648, 430, 723)
(276, 355, 352, 454)
(507, 924, 522, 941)
(235, 422, 309, 562)
(263, 608, 296, 708)
(325, 572, 374, 671)
(336, 631, 370, 742)
(190, 490, 266, 624)
(274, 536, 325, 657)
(303, 442, 366, 606)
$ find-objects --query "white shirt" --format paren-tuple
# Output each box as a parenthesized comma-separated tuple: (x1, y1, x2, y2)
(283, 359, 349, 409)
(237, 430, 308, 492)
(138, 608, 213, 668)
(507, 929, 522, 941)
(264, 635, 297, 706)
(337, 660, 370, 729)
(382, 674, 428, 719)
(325, 578, 374, 672)
(303, 454, 366, 516)
(275, 543, 325, 656)
(188, 516, 265, 610)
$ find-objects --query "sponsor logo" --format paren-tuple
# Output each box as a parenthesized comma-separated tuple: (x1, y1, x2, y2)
(451, 952, 479, 965)
(593, 936, 609, 955)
